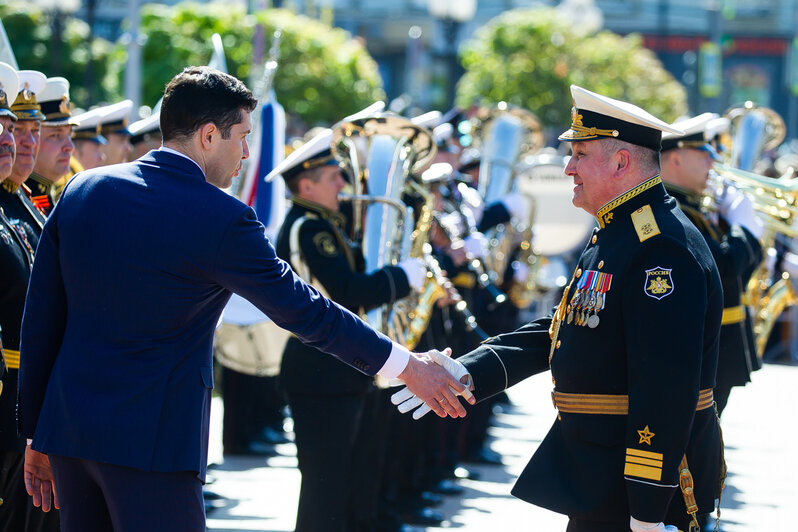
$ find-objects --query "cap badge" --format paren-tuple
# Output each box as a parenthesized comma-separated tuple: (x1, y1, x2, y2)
(58, 96, 69, 115)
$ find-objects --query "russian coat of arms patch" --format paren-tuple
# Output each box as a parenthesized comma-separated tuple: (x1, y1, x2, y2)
(644, 267, 673, 300)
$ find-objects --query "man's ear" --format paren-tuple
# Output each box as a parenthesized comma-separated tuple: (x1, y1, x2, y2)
(614, 149, 632, 178)
(198, 123, 217, 151)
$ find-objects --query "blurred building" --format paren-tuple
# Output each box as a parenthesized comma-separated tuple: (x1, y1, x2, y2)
(67, 0, 798, 136)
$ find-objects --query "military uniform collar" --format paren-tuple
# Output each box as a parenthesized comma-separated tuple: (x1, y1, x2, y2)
(26, 173, 52, 193)
(595, 175, 665, 229)
(291, 196, 346, 228)
(1, 180, 18, 193)
(662, 182, 702, 209)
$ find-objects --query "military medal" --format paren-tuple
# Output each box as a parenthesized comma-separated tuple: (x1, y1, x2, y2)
(587, 312, 600, 328)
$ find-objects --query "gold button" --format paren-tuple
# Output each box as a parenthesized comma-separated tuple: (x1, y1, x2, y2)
(556, 340, 562, 349)
(576, 268, 582, 278)
(591, 235, 597, 244)
(598, 260, 604, 269)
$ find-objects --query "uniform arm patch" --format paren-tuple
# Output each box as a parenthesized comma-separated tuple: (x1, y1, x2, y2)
(312, 232, 339, 257)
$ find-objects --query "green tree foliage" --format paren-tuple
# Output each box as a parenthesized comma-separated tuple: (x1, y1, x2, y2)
(457, 7, 687, 132)
(107, 2, 385, 128)
(0, 2, 114, 109)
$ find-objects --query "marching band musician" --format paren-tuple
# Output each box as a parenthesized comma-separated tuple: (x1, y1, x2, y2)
(25, 77, 77, 216)
(660, 113, 764, 418)
(394, 85, 725, 532)
(265, 128, 427, 532)
(0, 63, 58, 532)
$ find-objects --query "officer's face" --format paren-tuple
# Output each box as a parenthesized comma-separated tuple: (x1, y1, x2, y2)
(205, 109, 251, 189)
(10, 120, 40, 184)
(75, 140, 106, 170)
(0, 117, 17, 181)
(677, 148, 713, 194)
(565, 140, 623, 216)
(301, 166, 346, 211)
(33, 125, 74, 183)
(101, 133, 132, 165)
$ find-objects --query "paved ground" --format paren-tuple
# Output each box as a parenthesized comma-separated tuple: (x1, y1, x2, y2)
(205, 361, 798, 531)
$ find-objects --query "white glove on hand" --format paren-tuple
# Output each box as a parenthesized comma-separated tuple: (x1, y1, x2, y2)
(718, 186, 764, 239)
(501, 192, 532, 221)
(463, 233, 488, 259)
(398, 258, 427, 292)
(391, 349, 473, 420)
(629, 517, 678, 532)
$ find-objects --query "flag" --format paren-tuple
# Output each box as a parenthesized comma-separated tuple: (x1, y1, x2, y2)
(240, 91, 287, 238)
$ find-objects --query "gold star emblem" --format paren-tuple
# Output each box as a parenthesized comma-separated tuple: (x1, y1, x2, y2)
(637, 425, 655, 445)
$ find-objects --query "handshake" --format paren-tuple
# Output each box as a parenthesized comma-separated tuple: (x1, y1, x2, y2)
(391, 348, 475, 419)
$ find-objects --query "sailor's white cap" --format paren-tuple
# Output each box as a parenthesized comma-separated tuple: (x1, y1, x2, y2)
(39, 77, 78, 126)
(11, 70, 46, 121)
(559, 85, 683, 151)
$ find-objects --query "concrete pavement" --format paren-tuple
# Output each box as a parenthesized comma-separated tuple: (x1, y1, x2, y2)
(205, 361, 798, 531)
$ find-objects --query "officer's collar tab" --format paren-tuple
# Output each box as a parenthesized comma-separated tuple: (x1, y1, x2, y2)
(595, 175, 662, 229)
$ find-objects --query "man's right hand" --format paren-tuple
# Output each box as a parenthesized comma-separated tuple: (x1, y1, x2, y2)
(24, 444, 59, 512)
(395, 349, 475, 418)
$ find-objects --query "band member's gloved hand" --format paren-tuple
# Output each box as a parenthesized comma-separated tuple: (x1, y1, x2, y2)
(463, 233, 488, 259)
(391, 348, 473, 419)
(397, 257, 427, 291)
(629, 517, 678, 532)
(501, 192, 532, 221)
(718, 185, 764, 239)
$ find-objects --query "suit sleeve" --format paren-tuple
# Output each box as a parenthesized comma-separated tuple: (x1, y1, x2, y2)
(457, 316, 553, 402)
(297, 218, 410, 311)
(621, 237, 707, 522)
(717, 222, 762, 281)
(213, 207, 393, 376)
(18, 206, 68, 438)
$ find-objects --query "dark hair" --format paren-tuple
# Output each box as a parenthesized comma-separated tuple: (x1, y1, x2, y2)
(160, 66, 257, 142)
(285, 165, 326, 195)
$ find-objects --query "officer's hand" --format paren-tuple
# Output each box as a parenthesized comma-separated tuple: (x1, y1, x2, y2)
(24, 444, 60, 512)
(501, 192, 532, 221)
(463, 233, 488, 259)
(391, 348, 474, 419)
(718, 185, 764, 238)
(397, 258, 427, 291)
(629, 517, 678, 532)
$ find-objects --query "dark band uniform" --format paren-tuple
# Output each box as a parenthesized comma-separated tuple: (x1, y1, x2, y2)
(661, 117, 762, 416)
(270, 138, 411, 531)
(456, 86, 724, 529)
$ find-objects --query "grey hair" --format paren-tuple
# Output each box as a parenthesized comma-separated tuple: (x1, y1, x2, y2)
(599, 138, 660, 175)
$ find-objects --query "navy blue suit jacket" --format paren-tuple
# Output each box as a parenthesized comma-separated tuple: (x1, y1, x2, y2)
(18, 150, 393, 481)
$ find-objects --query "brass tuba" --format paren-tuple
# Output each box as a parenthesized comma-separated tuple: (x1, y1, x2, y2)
(712, 162, 798, 357)
(472, 103, 545, 308)
(724, 101, 786, 172)
(331, 112, 441, 348)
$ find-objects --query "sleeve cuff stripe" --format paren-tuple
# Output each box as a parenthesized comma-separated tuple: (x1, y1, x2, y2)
(626, 448, 664, 460)
(626, 456, 663, 467)
(624, 463, 662, 481)
(625, 477, 678, 488)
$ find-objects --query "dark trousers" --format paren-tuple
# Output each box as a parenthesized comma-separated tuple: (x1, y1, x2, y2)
(566, 517, 629, 531)
(50, 454, 204, 532)
(288, 392, 366, 532)
(0, 451, 60, 532)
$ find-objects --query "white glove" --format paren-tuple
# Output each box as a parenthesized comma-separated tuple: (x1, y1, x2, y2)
(463, 233, 488, 259)
(718, 185, 764, 239)
(629, 517, 678, 532)
(397, 258, 427, 292)
(390, 349, 473, 420)
(501, 192, 532, 221)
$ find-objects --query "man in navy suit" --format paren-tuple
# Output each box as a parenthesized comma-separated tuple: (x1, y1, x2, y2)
(18, 66, 472, 532)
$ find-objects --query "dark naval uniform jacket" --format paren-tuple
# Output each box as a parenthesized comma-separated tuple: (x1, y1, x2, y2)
(18, 149, 398, 482)
(23, 173, 56, 217)
(0, 180, 46, 250)
(0, 206, 34, 453)
(276, 197, 411, 395)
(665, 184, 763, 391)
(458, 176, 724, 523)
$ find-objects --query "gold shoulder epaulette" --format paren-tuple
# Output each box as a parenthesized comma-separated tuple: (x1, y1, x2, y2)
(630, 204, 660, 243)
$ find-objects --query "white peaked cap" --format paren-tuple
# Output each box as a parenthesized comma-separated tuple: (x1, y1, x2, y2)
(559, 85, 683, 151)
(0, 62, 20, 120)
